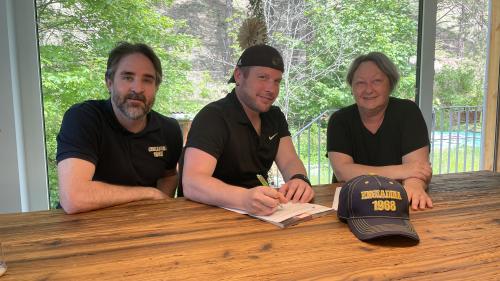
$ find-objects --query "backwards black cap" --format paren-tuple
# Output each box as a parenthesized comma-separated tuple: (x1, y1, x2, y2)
(337, 175, 420, 242)
(228, 44, 284, 83)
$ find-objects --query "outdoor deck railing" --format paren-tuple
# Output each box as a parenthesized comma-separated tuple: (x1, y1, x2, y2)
(430, 105, 483, 174)
(271, 105, 483, 185)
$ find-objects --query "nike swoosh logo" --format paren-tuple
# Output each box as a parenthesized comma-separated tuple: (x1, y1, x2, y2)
(268, 133, 278, 140)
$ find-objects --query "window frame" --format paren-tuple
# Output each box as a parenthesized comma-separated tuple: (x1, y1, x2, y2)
(0, 0, 48, 212)
(1, 0, 497, 212)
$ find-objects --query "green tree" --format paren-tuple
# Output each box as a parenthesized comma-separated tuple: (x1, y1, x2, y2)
(434, 63, 483, 107)
(37, 0, 197, 207)
(434, 0, 488, 108)
(249, 0, 418, 128)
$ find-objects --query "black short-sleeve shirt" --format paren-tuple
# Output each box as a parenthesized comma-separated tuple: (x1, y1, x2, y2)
(56, 99, 183, 188)
(178, 90, 290, 195)
(327, 97, 429, 166)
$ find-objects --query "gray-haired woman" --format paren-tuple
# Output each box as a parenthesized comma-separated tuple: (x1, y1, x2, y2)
(327, 52, 433, 211)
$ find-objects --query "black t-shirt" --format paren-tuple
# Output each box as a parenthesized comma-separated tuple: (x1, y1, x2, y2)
(178, 90, 290, 196)
(327, 97, 429, 166)
(56, 99, 183, 188)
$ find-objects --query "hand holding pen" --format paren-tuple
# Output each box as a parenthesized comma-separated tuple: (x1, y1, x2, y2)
(257, 174, 287, 209)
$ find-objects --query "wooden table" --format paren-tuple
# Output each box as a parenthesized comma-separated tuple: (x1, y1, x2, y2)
(0, 171, 499, 280)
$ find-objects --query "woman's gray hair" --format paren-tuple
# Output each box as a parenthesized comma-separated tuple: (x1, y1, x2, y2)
(346, 52, 400, 92)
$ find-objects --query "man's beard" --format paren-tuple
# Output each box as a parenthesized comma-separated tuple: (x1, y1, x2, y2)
(112, 91, 154, 120)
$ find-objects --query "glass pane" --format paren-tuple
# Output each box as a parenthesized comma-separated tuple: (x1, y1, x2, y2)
(258, 0, 420, 184)
(37, 0, 422, 207)
(431, 0, 489, 174)
(36, 0, 200, 208)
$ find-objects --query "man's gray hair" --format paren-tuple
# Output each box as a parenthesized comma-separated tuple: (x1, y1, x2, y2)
(346, 52, 400, 92)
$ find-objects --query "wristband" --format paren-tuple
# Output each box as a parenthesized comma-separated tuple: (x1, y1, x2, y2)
(290, 174, 311, 186)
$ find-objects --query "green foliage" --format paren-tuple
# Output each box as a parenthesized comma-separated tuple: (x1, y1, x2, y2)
(38, 0, 197, 207)
(434, 63, 483, 107)
(274, 0, 418, 128)
(39, 0, 487, 207)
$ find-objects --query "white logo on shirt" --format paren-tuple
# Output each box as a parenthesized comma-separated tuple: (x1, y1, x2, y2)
(269, 133, 278, 140)
(148, 146, 167, 157)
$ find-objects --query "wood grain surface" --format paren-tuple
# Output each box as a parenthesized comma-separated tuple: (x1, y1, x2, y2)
(0, 171, 499, 280)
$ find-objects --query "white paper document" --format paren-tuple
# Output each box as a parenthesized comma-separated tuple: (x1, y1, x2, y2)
(254, 202, 332, 222)
(332, 186, 342, 211)
(223, 202, 333, 228)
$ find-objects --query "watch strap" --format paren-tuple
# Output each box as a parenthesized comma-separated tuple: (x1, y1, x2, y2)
(289, 174, 311, 186)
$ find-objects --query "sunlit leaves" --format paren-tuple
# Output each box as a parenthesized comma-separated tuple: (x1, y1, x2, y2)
(37, 0, 196, 206)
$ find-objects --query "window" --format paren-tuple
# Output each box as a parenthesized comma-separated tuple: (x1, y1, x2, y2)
(430, 0, 489, 173)
(35, 0, 489, 207)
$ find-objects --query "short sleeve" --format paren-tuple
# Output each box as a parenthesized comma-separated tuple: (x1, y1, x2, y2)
(400, 101, 430, 155)
(326, 109, 353, 157)
(56, 104, 101, 164)
(185, 105, 229, 159)
(276, 108, 291, 138)
(165, 118, 183, 169)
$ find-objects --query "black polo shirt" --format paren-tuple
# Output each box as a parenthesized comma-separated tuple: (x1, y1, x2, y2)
(327, 97, 429, 166)
(56, 99, 183, 188)
(178, 90, 290, 196)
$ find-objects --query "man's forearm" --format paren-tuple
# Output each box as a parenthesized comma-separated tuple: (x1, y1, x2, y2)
(60, 181, 163, 214)
(278, 160, 307, 182)
(183, 175, 248, 210)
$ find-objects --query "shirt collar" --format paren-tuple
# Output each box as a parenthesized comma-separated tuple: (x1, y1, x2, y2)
(227, 89, 252, 125)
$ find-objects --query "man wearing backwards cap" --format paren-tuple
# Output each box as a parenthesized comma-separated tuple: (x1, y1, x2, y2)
(180, 44, 314, 216)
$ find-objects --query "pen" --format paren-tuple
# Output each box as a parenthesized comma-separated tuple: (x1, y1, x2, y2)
(256, 174, 283, 209)
(256, 174, 269, 186)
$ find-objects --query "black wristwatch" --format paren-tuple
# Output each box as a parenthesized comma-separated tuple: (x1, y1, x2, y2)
(290, 174, 311, 186)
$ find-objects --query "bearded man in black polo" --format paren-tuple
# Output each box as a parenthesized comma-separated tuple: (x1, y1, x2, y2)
(56, 42, 182, 214)
(180, 45, 314, 216)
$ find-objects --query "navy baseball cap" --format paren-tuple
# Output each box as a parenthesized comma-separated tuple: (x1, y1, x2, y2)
(228, 44, 284, 83)
(337, 175, 419, 242)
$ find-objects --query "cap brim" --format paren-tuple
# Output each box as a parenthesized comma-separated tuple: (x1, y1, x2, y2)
(347, 217, 419, 242)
